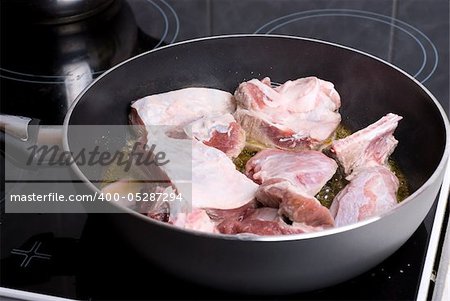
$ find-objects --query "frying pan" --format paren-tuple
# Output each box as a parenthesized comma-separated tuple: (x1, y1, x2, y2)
(16, 35, 450, 293)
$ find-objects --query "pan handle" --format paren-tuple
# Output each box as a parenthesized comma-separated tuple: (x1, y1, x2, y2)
(0, 114, 40, 142)
(0, 114, 63, 165)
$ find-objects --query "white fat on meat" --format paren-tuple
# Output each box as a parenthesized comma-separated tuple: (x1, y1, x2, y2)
(234, 76, 341, 150)
(131, 87, 236, 128)
(191, 140, 258, 209)
(142, 130, 257, 211)
(187, 113, 236, 140)
(131, 87, 245, 158)
(186, 140, 258, 231)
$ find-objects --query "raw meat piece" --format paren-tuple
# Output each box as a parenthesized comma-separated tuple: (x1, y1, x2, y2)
(246, 149, 338, 195)
(330, 166, 399, 227)
(234, 76, 341, 150)
(130, 87, 236, 129)
(331, 113, 402, 179)
(244, 149, 336, 228)
(186, 113, 246, 158)
(256, 180, 335, 227)
(330, 113, 402, 227)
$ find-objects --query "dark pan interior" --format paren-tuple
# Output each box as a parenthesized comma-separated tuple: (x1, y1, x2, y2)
(68, 35, 447, 194)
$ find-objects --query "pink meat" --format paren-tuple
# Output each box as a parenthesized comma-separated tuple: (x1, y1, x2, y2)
(187, 113, 246, 158)
(217, 207, 308, 235)
(331, 113, 402, 179)
(330, 166, 399, 227)
(217, 219, 304, 236)
(234, 76, 341, 150)
(206, 201, 257, 223)
(245, 149, 337, 228)
(256, 180, 335, 227)
(246, 149, 338, 195)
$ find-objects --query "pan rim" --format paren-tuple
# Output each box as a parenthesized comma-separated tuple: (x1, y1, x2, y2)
(63, 33, 450, 242)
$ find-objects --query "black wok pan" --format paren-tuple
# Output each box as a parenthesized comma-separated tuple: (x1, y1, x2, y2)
(63, 35, 449, 293)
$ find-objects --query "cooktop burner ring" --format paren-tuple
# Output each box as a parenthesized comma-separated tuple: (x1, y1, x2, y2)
(144, 0, 180, 49)
(0, 0, 180, 85)
(255, 9, 438, 84)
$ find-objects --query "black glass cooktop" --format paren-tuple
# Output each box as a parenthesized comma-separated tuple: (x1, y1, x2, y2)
(1, 0, 449, 300)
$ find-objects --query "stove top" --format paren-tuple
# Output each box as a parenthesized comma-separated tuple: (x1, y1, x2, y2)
(1, 0, 449, 300)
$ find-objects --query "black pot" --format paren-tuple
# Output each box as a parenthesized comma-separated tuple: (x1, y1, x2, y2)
(1, 0, 115, 24)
